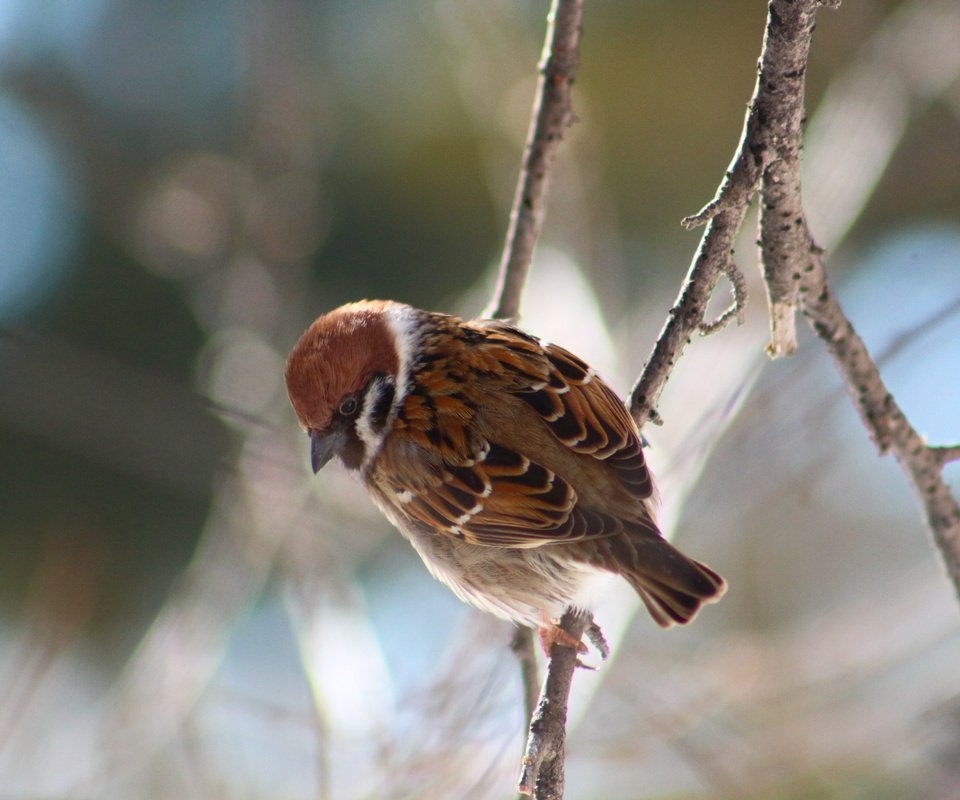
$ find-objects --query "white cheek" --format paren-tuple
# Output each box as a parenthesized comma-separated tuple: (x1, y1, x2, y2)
(356, 389, 387, 467)
(382, 304, 419, 401)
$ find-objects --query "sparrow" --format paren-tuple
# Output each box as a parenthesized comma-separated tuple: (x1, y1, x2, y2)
(285, 300, 725, 644)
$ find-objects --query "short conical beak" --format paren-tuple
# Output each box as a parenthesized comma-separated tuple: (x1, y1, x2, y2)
(310, 428, 348, 473)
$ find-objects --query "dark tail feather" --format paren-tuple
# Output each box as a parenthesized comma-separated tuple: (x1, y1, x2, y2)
(621, 538, 726, 628)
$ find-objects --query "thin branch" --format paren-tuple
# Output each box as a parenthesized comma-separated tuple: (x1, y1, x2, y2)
(485, 0, 584, 322)
(753, 0, 820, 359)
(797, 255, 960, 589)
(933, 446, 960, 467)
(733, 1, 960, 592)
(517, 609, 591, 798)
(760, 158, 811, 358)
(482, 3, 586, 797)
(629, 210, 748, 428)
(699, 261, 749, 336)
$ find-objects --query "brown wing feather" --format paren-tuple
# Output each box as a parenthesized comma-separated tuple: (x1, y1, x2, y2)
(514, 341, 653, 499)
(377, 315, 652, 549)
(377, 439, 626, 547)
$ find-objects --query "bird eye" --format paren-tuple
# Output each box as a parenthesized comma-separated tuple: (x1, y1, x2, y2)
(338, 395, 359, 416)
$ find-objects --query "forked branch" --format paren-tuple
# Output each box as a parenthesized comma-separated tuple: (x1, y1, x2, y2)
(629, 0, 820, 425)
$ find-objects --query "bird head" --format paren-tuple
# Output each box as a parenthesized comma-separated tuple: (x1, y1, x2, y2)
(285, 300, 413, 472)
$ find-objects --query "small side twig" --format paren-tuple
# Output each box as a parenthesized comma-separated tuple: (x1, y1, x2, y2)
(517, 609, 591, 798)
(933, 445, 960, 467)
(699, 261, 749, 336)
(485, 0, 584, 322)
(629, 211, 749, 428)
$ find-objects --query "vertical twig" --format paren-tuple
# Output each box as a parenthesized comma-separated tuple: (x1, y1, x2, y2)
(485, 0, 585, 322)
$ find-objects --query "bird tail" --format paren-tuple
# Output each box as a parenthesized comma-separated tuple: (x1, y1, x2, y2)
(617, 536, 726, 628)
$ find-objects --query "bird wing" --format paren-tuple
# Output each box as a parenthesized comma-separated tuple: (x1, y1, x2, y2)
(375, 317, 655, 548)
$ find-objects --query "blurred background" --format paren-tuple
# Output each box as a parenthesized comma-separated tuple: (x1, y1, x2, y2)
(0, 0, 959, 797)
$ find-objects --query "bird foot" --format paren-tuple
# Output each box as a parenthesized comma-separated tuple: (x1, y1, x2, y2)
(537, 620, 588, 656)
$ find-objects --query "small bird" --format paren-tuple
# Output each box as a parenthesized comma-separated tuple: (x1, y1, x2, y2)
(285, 300, 725, 647)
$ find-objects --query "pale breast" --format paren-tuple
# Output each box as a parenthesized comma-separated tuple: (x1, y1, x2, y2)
(368, 479, 595, 627)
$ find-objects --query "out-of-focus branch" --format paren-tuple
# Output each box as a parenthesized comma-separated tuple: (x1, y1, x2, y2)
(0, 529, 100, 755)
(485, 0, 584, 322)
(517, 609, 590, 798)
(511, 627, 541, 736)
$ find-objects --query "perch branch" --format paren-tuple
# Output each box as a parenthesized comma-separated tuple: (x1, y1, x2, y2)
(485, 0, 584, 322)
(517, 609, 591, 798)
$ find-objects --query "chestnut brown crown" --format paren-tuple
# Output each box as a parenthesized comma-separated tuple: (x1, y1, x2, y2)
(284, 300, 400, 434)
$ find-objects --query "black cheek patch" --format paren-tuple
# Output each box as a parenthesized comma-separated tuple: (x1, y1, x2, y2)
(366, 377, 395, 433)
(339, 431, 366, 470)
